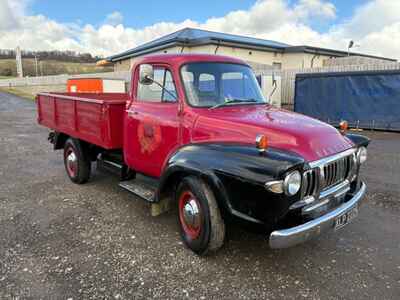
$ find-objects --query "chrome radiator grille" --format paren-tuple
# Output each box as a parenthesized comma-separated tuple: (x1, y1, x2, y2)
(302, 151, 356, 198)
(321, 155, 353, 190)
(302, 169, 318, 198)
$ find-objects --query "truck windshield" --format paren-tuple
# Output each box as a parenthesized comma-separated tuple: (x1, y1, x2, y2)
(181, 62, 267, 108)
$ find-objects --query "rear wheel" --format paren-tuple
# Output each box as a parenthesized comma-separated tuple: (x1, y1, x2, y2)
(176, 176, 225, 255)
(63, 138, 91, 184)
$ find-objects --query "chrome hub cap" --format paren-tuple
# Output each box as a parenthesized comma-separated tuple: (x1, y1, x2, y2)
(67, 152, 77, 164)
(183, 199, 201, 229)
(178, 191, 202, 239)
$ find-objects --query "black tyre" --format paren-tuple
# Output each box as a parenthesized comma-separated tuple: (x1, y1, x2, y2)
(63, 138, 91, 184)
(176, 176, 225, 255)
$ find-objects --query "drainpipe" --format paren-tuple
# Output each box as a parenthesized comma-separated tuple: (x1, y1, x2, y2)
(214, 40, 221, 54)
(311, 53, 319, 68)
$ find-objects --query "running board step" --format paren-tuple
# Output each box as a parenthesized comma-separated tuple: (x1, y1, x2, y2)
(119, 179, 157, 202)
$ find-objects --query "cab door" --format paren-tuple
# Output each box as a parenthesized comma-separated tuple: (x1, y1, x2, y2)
(124, 64, 181, 177)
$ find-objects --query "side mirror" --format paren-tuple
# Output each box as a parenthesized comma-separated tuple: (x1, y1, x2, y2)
(139, 64, 154, 85)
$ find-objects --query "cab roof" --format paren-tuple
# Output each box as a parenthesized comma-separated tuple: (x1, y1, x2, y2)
(134, 53, 249, 68)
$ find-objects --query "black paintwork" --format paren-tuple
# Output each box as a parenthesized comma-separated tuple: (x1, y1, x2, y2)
(49, 131, 68, 150)
(158, 135, 369, 227)
(158, 143, 305, 226)
(346, 133, 371, 147)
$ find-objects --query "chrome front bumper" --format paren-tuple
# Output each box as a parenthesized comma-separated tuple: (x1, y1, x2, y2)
(269, 182, 366, 249)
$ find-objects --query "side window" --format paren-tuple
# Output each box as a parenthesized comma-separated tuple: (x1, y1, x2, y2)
(137, 67, 177, 102)
(162, 70, 177, 102)
(198, 73, 216, 93)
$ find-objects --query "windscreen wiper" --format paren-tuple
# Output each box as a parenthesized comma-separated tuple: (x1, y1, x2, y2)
(209, 98, 258, 110)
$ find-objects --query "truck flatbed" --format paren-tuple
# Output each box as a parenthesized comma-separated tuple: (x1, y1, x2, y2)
(37, 92, 128, 149)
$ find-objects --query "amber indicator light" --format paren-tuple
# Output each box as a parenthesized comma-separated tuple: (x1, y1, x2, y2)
(256, 134, 268, 151)
(339, 120, 348, 134)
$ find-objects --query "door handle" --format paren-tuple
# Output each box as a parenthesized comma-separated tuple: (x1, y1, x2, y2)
(128, 110, 139, 117)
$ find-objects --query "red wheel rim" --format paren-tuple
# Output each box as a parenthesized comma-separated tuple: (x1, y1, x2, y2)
(65, 146, 77, 177)
(178, 191, 202, 240)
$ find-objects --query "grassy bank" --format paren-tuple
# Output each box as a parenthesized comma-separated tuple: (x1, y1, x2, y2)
(0, 59, 112, 77)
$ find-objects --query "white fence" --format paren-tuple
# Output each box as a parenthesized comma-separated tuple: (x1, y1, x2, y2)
(0, 71, 131, 87)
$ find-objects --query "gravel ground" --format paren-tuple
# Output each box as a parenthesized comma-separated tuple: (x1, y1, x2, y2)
(0, 92, 399, 299)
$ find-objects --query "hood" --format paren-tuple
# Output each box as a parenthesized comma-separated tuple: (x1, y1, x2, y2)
(191, 105, 354, 162)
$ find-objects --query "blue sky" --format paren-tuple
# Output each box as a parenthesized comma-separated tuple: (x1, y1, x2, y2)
(1, 0, 399, 59)
(30, 0, 366, 32)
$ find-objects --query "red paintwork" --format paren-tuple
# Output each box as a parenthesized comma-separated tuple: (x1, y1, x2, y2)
(37, 92, 128, 149)
(37, 54, 355, 178)
(189, 105, 353, 161)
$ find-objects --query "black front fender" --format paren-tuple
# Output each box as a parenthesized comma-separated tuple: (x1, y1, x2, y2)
(346, 133, 371, 148)
(158, 143, 305, 225)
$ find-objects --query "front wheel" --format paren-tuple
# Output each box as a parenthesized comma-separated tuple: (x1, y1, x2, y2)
(63, 138, 91, 184)
(176, 176, 225, 255)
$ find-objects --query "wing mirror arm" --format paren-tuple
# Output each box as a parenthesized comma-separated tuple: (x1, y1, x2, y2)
(139, 64, 177, 101)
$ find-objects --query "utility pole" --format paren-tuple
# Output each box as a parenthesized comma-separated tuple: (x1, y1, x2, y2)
(34, 55, 39, 77)
(16, 46, 23, 78)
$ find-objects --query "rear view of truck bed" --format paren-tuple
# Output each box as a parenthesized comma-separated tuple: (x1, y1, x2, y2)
(37, 92, 128, 149)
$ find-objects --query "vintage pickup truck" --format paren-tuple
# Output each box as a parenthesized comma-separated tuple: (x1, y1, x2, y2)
(37, 54, 369, 255)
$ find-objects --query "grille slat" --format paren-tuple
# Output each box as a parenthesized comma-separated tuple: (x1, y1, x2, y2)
(302, 169, 318, 198)
(323, 155, 352, 190)
(302, 153, 354, 199)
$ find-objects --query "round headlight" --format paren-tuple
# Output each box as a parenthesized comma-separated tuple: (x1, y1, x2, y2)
(358, 146, 367, 164)
(283, 171, 302, 196)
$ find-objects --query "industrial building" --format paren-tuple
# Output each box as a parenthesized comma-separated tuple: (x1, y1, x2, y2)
(107, 28, 396, 71)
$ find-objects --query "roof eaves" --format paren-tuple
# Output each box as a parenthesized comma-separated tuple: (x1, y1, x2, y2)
(207, 39, 285, 53)
(109, 41, 184, 61)
(285, 45, 396, 61)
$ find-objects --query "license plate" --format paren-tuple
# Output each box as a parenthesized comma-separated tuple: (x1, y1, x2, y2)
(334, 206, 359, 231)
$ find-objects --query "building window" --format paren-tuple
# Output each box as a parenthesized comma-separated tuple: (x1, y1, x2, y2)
(272, 62, 282, 70)
(198, 73, 216, 93)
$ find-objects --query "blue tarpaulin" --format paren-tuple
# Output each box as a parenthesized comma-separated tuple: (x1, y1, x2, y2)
(294, 70, 400, 131)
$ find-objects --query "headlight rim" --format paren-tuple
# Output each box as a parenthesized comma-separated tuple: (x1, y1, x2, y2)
(283, 170, 302, 196)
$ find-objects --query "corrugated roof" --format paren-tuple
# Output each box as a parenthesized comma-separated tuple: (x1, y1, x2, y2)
(108, 27, 396, 62)
(109, 28, 290, 61)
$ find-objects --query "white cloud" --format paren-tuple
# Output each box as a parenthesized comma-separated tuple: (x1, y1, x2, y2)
(293, 0, 336, 20)
(0, 0, 398, 60)
(0, 0, 19, 29)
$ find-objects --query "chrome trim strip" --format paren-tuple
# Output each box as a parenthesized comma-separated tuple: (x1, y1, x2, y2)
(302, 198, 330, 213)
(289, 196, 315, 210)
(265, 180, 283, 193)
(269, 182, 366, 249)
(308, 148, 357, 169)
(320, 180, 350, 199)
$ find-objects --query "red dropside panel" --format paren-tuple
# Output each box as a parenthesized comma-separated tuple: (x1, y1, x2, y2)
(37, 92, 128, 149)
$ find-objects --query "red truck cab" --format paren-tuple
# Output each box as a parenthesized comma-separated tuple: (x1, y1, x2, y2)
(37, 54, 369, 255)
